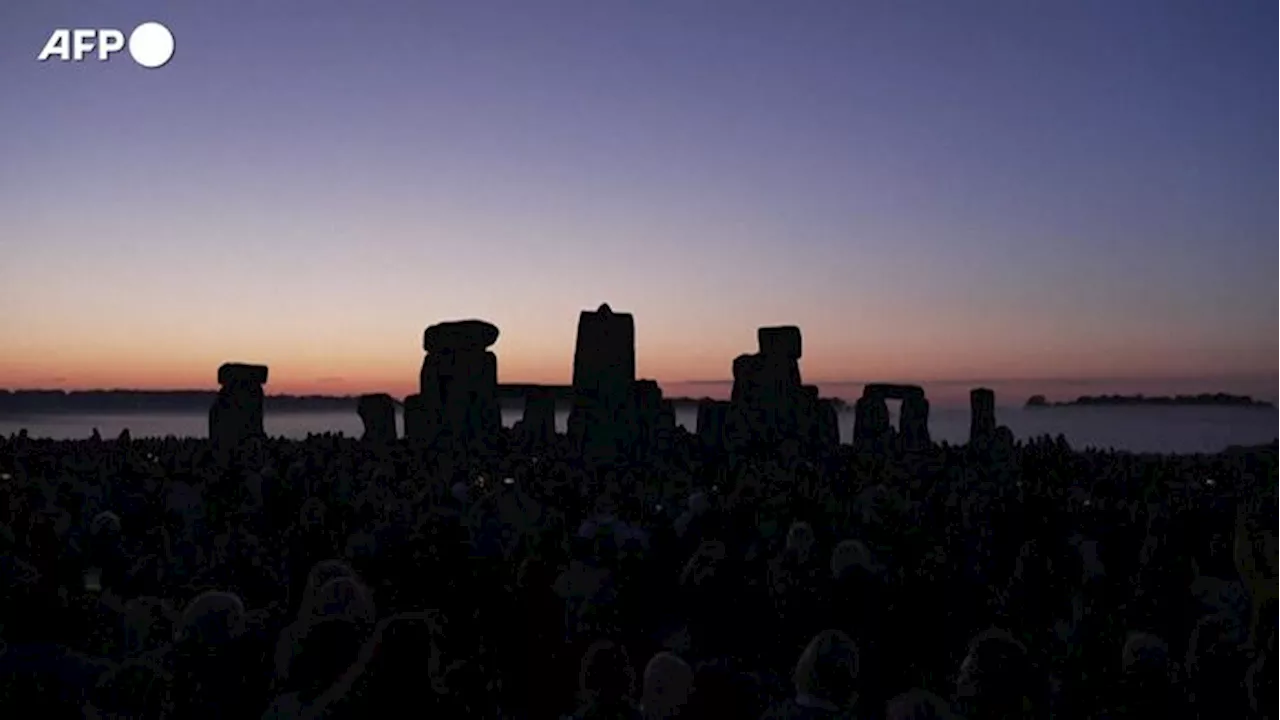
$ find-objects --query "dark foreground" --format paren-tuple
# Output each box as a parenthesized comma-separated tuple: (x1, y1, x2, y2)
(0, 432, 1275, 719)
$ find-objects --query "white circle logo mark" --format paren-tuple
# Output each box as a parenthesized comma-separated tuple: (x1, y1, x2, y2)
(128, 22, 174, 69)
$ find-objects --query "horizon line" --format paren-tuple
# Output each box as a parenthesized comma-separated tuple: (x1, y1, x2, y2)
(677, 372, 1276, 386)
(3, 372, 1274, 397)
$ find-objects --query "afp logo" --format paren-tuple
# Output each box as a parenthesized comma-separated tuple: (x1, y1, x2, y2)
(38, 22, 175, 69)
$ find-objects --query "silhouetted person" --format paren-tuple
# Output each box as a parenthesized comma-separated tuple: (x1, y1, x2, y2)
(885, 689, 958, 720)
(953, 628, 1041, 720)
(640, 651, 695, 719)
(761, 628, 862, 719)
(570, 639, 641, 719)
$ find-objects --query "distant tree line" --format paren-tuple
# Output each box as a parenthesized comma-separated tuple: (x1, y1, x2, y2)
(0, 390, 369, 414)
(1025, 393, 1274, 409)
(0, 387, 775, 415)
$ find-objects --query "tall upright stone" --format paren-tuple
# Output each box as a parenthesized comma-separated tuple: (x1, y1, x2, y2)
(696, 400, 731, 454)
(756, 326, 803, 441)
(899, 392, 931, 449)
(727, 353, 766, 451)
(799, 385, 821, 447)
(731, 353, 765, 405)
(209, 363, 268, 450)
(403, 394, 430, 444)
(970, 388, 996, 444)
(796, 385, 840, 451)
(853, 393, 891, 447)
(816, 398, 841, 449)
(520, 387, 557, 447)
(571, 304, 636, 405)
(728, 326, 806, 452)
(357, 394, 397, 444)
(655, 399, 677, 453)
(569, 303, 636, 461)
(630, 379, 663, 459)
(410, 320, 501, 452)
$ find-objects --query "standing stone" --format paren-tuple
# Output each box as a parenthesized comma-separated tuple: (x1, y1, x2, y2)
(402, 394, 430, 443)
(853, 393, 891, 447)
(731, 354, 764, 404)
(798, 385, 821, 447)
(521, 388, 557, 446)
(630, 380, 663, 458)
(816, 398, 841, 449)
(730, 327, 806, 451)
(900, 393, 931, 449)
(357, 394, 397, 444)
(655, 399, 677, 453)
(728, 353, 767, 451)
(572, 304, 636, 405)
(970, 388, 996, 444)
(417, 320, 501, 452)
(798, 385, 840, 451)
(209, 363, 268, 450)
(569, 304, 636, 461)
(696, 400, 731, 454)
(757, 355, 802, 423)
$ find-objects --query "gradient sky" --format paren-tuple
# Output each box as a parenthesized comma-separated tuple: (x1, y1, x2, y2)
(1, 1, 1275, 405)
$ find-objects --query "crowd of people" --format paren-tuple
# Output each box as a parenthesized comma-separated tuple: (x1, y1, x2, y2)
(0, 426, 1275, 718)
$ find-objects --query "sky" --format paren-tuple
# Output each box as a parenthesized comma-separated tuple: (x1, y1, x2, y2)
(0, 1, 1275, 406)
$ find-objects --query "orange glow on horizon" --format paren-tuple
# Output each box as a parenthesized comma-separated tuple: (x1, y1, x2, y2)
(1, 325, 1273, 403)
